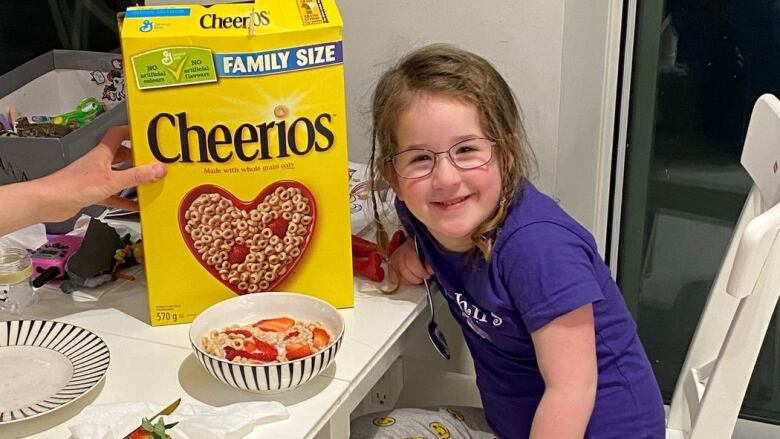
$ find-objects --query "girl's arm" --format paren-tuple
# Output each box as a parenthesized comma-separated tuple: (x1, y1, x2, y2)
(529, 303, 598, 439)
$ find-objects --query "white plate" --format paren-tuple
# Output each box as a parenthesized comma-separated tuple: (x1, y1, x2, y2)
(0, 320, 110, 424)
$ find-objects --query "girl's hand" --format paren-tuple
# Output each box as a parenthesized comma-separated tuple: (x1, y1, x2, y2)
(389, 238, 434, 284)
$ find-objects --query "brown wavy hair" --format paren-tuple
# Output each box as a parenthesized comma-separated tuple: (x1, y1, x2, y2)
(370, 44, 536, 263)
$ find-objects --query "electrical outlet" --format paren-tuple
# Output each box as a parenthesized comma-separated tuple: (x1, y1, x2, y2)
(361, 358, 404, 413)
(371, 374, 392, 407)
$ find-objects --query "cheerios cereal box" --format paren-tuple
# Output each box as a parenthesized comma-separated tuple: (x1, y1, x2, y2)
(120, 0, 353, 326)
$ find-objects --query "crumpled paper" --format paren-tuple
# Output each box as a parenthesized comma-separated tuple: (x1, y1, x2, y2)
(0, 222, 47, 252)
(348, 161, 374, 236)
(68, 400, 289, 439)
(354, 270, 399, 294)
(351, 206, 402, 295)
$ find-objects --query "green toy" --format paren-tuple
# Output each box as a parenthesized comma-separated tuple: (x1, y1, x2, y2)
(51, 97, 105, 128)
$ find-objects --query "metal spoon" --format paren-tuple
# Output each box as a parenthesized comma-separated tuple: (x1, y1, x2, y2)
(415, 238, 451, 359)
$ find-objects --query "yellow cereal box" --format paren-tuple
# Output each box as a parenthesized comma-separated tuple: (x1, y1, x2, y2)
(120, 0, 353, 326)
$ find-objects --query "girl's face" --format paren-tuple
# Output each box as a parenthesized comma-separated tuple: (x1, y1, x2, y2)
(392, 92, 502, 252)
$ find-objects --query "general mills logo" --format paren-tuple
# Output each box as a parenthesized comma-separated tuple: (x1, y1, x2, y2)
(139, 20, 153, 32)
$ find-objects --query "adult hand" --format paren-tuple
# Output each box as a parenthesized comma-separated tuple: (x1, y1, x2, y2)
(389, 238, 434, 284)
(0, 125, 167, 236)
(44, 125, 166, 221)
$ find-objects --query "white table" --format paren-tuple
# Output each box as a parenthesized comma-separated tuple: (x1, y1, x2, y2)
(0, 268, 428, 439)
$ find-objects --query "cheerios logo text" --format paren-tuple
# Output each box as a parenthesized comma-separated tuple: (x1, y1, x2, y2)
(146, 112, 335, 163)
(200, 11, 270, 29)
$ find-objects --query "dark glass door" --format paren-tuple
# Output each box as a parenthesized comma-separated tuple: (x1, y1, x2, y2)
(619, 0, 780, 424)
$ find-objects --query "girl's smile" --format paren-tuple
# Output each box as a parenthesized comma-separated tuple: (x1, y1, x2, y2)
(393, 92, 502, 252)
(431, 195, 470, 210)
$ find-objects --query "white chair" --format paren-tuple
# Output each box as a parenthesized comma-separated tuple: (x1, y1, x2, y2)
(666, 94, 780, 439)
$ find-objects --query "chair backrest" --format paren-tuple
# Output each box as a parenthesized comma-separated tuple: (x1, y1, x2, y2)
(666, 94, 780, 439)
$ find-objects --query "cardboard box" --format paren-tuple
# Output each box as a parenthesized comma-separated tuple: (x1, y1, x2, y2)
(0, 50, 128, 232)
(121, 0, 353, 326)
(0, 51, 127, 185)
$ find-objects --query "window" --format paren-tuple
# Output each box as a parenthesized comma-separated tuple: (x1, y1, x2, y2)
(619, 0, 780, 424)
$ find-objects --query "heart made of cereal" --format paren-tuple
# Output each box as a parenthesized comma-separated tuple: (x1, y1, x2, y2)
(178, 181, 316, 295)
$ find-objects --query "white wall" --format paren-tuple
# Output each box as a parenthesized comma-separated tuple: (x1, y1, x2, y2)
(341, 0, 564, 196)
(557, 0, 624, 251)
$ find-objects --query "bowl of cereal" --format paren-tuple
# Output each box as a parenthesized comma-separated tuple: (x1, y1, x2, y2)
(190, 292, 344, 393)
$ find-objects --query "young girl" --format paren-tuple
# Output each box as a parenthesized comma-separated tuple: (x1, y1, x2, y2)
(361, 45, 665, 438)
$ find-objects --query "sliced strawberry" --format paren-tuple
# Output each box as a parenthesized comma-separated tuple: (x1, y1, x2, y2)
(254, 317, 295, 332)
(224, 340, 277, 363)
(223, 346, 240, 361)
(283, 330, 300, 341)
(267, 218, 289, 238)
(250, 339, 279, 362)
(312, 327, 330, 349)
(285, 343, 313, 360)
(228, 244, 250, 264)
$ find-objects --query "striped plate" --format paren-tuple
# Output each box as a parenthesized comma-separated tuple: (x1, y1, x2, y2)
(0, 320, 110, 424)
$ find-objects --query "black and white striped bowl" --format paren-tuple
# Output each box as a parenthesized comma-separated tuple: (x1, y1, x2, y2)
(0, 319, 110, 424)
(189, 292, 344, 393)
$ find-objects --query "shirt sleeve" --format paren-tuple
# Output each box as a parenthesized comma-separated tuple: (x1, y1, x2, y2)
(498, 221, 604, 333)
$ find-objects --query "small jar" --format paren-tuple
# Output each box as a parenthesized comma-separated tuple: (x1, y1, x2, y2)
(0, 247, 35, 313)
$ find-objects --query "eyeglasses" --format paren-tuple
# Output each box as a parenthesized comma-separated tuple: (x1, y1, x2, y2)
(388, 138, 496, 179)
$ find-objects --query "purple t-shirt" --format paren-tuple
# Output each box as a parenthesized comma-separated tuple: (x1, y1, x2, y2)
(396, 182, 664, 439)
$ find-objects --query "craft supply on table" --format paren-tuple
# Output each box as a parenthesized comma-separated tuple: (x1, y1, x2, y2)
(0, 247, 36, 313)
(60, 218, 140, 294)
(5, 97, 105, 138)
(49, 97, 104, 128)
(30, 234, 83, 287)
(14, 117, 73, 138)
